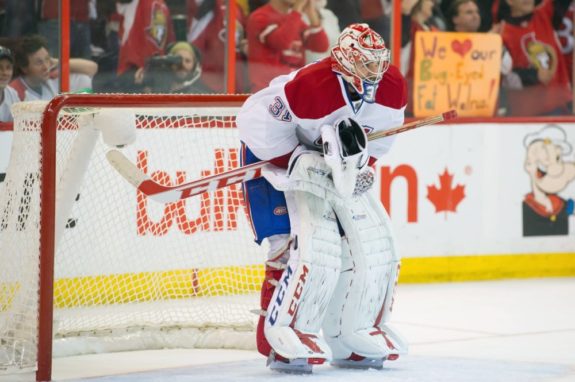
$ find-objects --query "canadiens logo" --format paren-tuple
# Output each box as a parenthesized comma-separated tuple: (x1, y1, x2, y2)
(146, 2, 169, 48)
(274, 206, 288, 215)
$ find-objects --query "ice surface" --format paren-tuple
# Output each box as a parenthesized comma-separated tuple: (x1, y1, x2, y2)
(52, 278, 575, 382)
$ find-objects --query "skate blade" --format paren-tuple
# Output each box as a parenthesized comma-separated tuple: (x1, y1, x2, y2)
(331, 357, 384, 370)
(269, 358, 313, 374)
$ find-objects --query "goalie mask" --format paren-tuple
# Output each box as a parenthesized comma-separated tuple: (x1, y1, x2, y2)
(321, 118, 369, 198)
(331, 23, 390, 103)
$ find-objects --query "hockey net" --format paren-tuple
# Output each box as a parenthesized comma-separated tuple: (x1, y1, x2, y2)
(0, 95, 265, 381)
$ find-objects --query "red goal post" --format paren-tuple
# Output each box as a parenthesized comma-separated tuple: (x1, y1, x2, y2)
(0, 94, 265, 382)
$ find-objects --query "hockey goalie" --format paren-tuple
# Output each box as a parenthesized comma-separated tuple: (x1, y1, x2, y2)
(236, 23, 408, 373)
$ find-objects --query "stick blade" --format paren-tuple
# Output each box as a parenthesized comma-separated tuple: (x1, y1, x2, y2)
(107, 149, 180, 202)
(106, 149, 148, 188)
(441, 109, 458, 122)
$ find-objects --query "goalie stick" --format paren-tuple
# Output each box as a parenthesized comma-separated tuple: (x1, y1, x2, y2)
(107, 110, 457, 203)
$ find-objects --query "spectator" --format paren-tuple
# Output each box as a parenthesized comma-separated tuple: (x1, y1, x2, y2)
(167, 41, 213, 93)
(403, 0, 437, 116)
(408, 0, 437, 45)
(446, 0, 481, 32)
(445, 0, 512, 116)
(246, 0, 329, 91)
(115, 0, 175, 76)
(1, 0, 37, 37)
(187, 0, 248, 93)
(0, 45, 18, 122)
(10, 35, 98, 101)
(499, 0, 572, 116)
(440, 0, 498, 32)
(38, 0, 93, 59)
(304, 0, 340, 64)
(135, 41, 212, 93)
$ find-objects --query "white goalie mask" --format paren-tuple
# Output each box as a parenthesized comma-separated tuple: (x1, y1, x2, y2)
(321, 118, 369, 198)
(331, 23, 390, 103)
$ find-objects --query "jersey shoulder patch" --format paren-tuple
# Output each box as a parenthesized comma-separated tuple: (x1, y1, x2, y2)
(284, 58, 345, 120)
(374, 65, 408, 110)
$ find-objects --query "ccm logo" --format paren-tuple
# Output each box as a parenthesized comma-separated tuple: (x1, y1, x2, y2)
(268, 266, 293, 325)
(267, 264, 309, 325)
(287, 265, 309, 317)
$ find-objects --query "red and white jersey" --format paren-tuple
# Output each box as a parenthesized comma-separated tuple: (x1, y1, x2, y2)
(116, 0, 175, 74)
(9, 74, 92, 102)
(237, 57, 407, 162)
(246, 4, 329, 91)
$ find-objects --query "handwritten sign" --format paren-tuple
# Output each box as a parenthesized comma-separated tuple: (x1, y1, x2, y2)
(413, 32, 502, 117)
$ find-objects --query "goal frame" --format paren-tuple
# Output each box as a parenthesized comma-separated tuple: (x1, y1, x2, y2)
(35, 93, 248, 382)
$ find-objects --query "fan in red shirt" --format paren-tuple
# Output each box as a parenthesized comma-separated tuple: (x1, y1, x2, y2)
(500, 0, 572, 116)
(246, 0, 329, 92)
(186, 0, 248, 93)
(116, 0, 175, 75)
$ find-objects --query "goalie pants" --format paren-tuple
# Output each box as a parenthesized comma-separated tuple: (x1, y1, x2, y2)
(241, 143, 291, 244)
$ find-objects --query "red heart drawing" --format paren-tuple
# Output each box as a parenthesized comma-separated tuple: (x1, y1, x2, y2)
(451, 39, 472, 58)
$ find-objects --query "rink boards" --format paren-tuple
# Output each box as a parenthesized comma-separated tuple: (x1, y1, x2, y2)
(1, 120, 574, 286)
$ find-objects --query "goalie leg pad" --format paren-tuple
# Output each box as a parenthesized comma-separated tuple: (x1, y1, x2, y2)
(324, 192, 407, 365)
(264, 185, 343, 363)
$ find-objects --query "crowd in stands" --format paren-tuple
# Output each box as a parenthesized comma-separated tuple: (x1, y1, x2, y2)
(0, 0, 574, 122)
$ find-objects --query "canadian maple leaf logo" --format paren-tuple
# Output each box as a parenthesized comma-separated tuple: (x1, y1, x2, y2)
(427, 168, 466, 217)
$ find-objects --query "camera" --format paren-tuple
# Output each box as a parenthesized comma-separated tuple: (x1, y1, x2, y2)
(143, 55, 183, 93)
(147, 54, 182, 68)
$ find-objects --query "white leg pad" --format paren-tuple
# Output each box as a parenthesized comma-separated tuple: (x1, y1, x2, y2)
(324, 192, 408, 361)
(264, 182, 342, 361)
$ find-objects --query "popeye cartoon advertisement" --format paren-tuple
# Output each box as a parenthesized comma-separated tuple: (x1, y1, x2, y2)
(523, 125, 575, 236)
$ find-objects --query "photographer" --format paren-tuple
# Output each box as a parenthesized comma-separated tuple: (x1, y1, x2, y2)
(136, 42, 212, 94)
